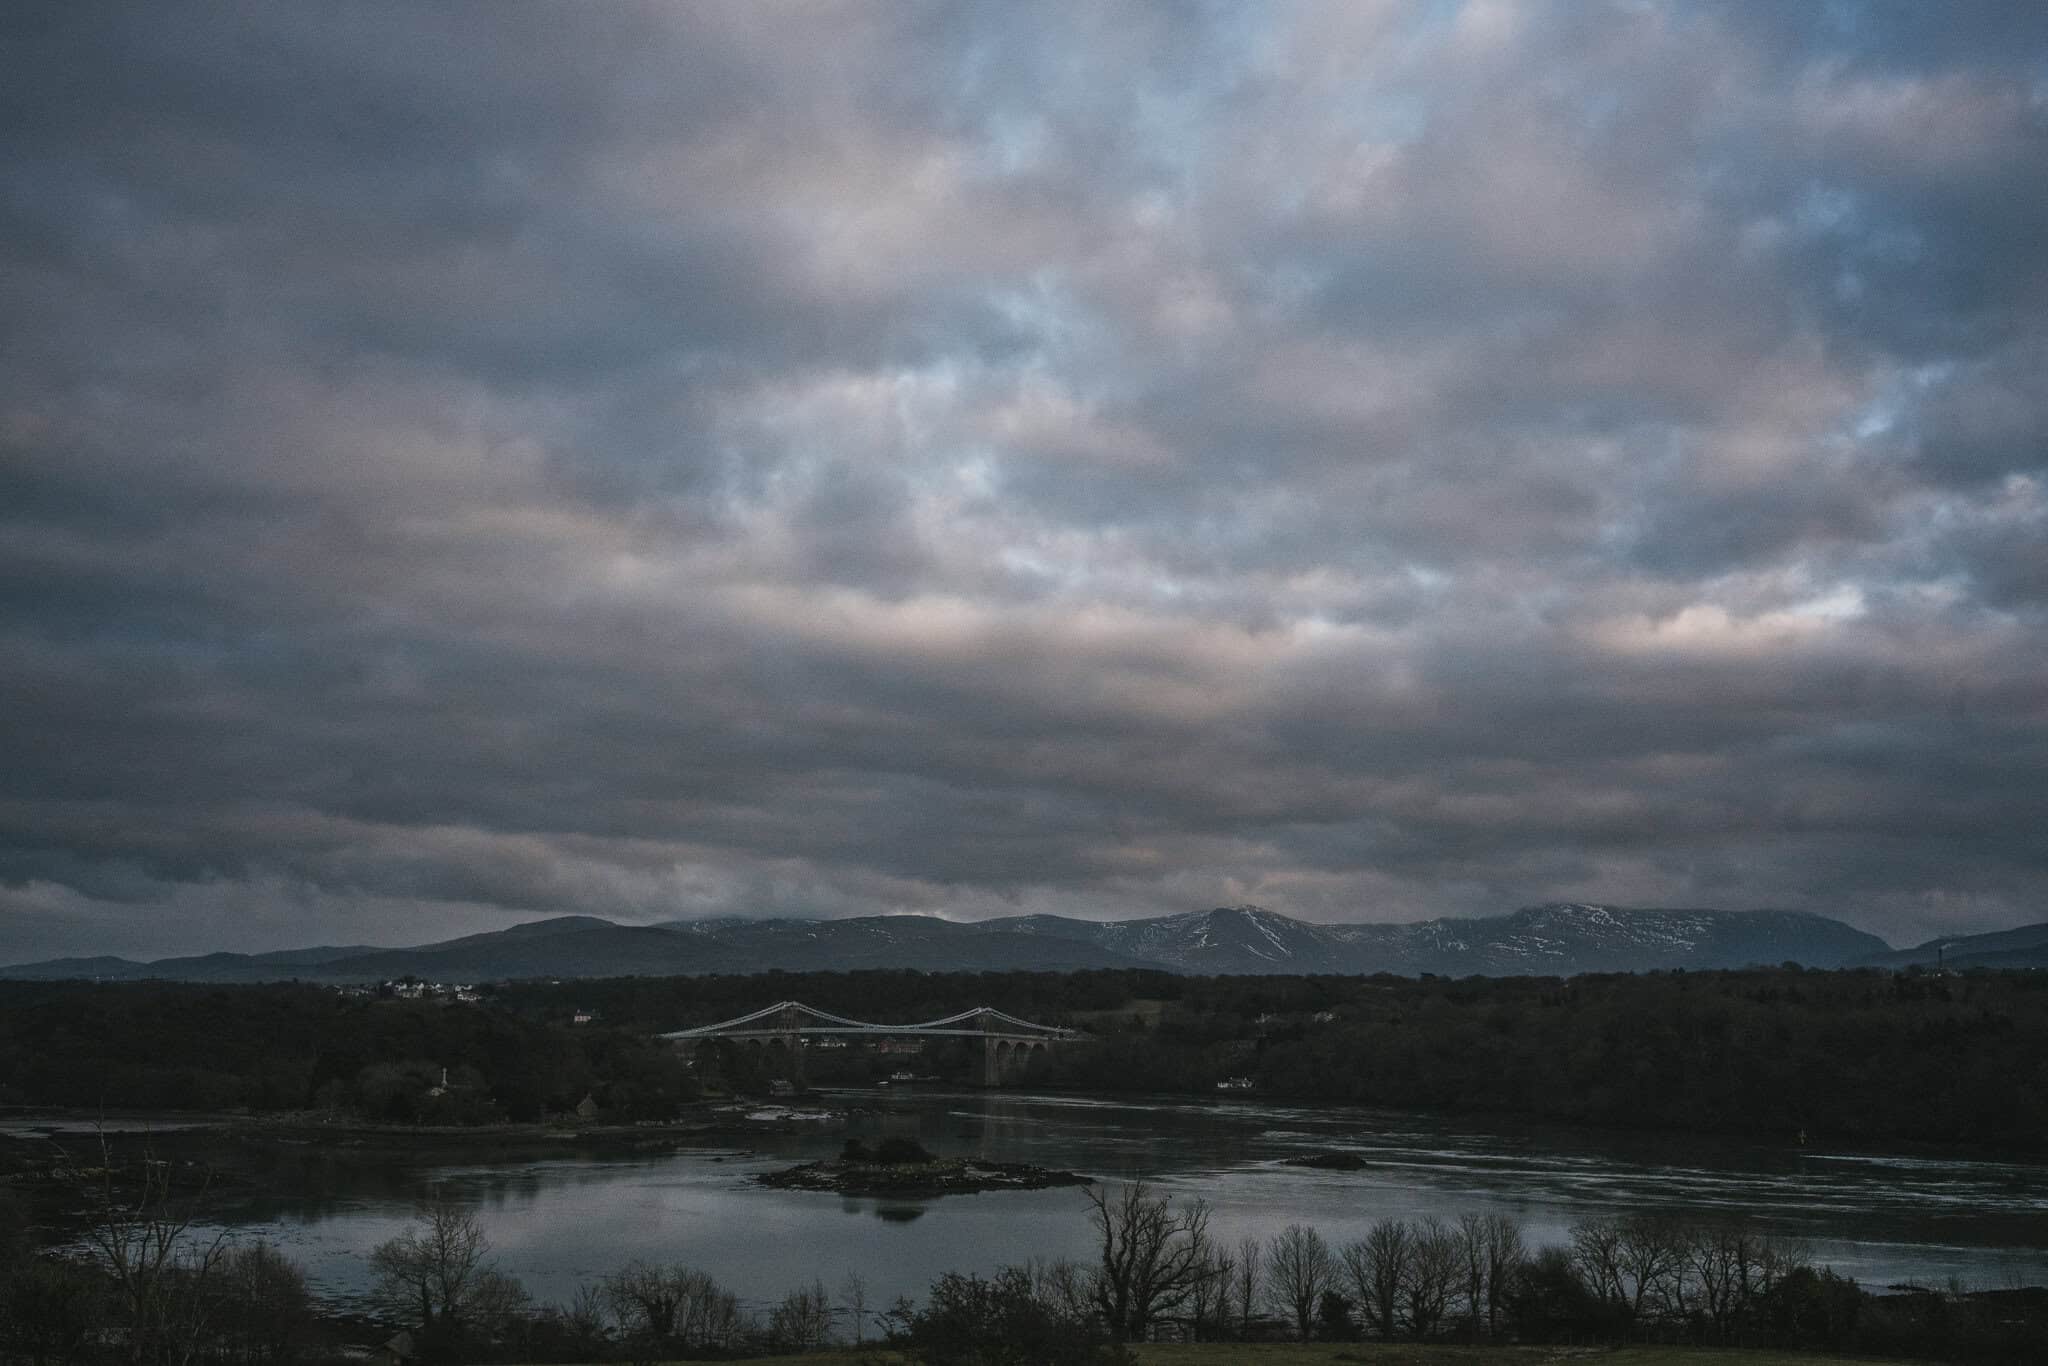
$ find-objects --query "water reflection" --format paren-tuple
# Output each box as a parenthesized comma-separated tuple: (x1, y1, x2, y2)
(85, 1088, 2047, 1316)
(873, 1205, 927, 1224)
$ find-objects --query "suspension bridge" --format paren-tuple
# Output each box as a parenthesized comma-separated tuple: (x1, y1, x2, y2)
(660, 1000, 1084, 1087)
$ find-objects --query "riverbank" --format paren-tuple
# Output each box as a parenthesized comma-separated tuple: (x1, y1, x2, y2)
(0, 1099, 846, 1154)
(230, 1103, 830, 1148)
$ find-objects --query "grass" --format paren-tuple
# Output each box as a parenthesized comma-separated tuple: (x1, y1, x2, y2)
(1133, 1347, 1913, 1365)
(707, 1345, 1912, 1366)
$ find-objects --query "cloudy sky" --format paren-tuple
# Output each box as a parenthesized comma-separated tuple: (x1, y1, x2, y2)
(3, 2, 2044, 961)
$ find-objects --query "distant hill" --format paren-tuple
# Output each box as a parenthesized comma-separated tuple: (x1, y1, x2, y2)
(0, 902, 1902, 984)
(961, 903, 1889, 976)
(1857, 921, 2048, 971)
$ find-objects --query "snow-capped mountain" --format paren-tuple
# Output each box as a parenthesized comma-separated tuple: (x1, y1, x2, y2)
(0, 902, 1898, 983)
(966, 903, 1888, 976)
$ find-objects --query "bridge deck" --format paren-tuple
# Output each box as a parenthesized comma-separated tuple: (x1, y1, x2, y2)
(659, 999, 1081, 1042)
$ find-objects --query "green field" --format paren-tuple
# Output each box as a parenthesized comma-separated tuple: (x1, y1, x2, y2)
(711, 1345, 1911, 1366)
(1132, 1348, 1912, 1366)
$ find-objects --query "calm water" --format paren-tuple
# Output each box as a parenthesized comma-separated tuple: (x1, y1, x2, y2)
(132, 1090, 2048, 1315)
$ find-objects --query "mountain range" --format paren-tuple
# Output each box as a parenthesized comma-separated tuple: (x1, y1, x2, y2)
(0, 902, 2012, 984)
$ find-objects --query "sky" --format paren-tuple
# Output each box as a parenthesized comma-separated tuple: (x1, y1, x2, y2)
(2, 1, 2045, 962)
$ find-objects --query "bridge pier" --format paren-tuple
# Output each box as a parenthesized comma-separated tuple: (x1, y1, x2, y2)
(979, 1034, 1052, 1087)
(777, 1004, 806, 1089)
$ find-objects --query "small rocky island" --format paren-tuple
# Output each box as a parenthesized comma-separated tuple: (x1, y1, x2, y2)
(760, 1136, 1088, 1197)
(1281, 1150, 1372, 1170)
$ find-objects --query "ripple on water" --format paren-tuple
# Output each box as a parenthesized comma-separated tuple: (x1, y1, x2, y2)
(135, 1090, 2048, 1312)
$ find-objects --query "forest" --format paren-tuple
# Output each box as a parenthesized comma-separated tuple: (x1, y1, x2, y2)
(511, 964, 2048, 1150)
(0, 965, 2044, 1149)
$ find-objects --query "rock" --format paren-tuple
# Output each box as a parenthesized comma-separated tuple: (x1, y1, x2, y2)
(1280, 1150, 1370, 1170)
(757, 1155, 1089, 1197)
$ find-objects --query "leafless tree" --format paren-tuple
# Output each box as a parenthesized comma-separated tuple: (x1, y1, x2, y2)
(602, 1262, 737, 1361)
(368, 1197, 527, 1345)
(77, 1135, 227, 1366)
(839, 1269, 871, 1344)
(1450, 1212, 1524, 1339)
(603, 1262, 687, 1348)
(1233, 1234, 1262, 1338)
(1026, 1256, 1093, 1322)
(768, 1277, 832, 1350)
(1456, 1212, 1489, 1336)
(1262, 1223, 1333, 1342)
(1342, 1216, 1409, 1339)
(1571, 1213, 1687, 1332)
(1402, 1216, 1461, 1339)
(1083, 1180, 1218, 1341)
(1481, 1214, 1524, 1337)
(1617, 1213, 1690, 1326)
(215, 1243, 311, 1366)
(1184, 1242, 1235, 1340)
(562, 1283, 611, 1344)
(1754, 1232, 1811, 1301)
(688, 1281, 747, 1351)
(1570, 1217, 1629, 1315)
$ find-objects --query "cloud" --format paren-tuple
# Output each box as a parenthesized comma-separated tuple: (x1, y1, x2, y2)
(2, 1, 2045, 958)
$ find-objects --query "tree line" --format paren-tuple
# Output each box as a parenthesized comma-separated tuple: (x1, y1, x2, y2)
(0, 983, 694, 1124)
(3, 965, 2045, 1147)
(520, 963, 2048, 1148)
(6, 1151, 2042, 1366)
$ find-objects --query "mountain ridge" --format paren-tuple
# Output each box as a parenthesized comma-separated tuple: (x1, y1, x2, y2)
(0, 902, 1940, 983)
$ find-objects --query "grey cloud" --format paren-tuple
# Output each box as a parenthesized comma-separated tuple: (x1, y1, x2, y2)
(2, 1, 2045, 960)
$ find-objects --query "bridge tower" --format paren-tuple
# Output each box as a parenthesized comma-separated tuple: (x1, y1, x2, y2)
(777, 1002, 806, 1088)
(980, 1012, 1005, 1088)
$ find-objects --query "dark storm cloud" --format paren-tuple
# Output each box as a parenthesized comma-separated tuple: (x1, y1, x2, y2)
(2, 1, 2045, 960)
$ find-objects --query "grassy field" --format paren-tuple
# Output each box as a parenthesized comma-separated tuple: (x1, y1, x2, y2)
(1132, 1347, 1911, 1366)
(712, 1346, 1912, 1366)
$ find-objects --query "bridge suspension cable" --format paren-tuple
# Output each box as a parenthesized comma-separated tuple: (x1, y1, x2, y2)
(659, 999, 1080, 1040)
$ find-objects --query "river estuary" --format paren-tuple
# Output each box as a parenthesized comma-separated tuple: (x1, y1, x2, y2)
(44, 1089, 2048, 1318)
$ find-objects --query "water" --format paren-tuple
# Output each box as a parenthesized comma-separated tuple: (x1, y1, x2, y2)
(112, 1090, 2048, 1315)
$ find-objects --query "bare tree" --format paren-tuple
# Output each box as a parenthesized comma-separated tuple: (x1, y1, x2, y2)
(1686, 1221, 1750, 1342)
(768, 1277, 832, 1351)
(1753, 1232, 1811, 1302)
(1083, 1180, 1218, 1342)
(1481, 1213, 1524, 1337)
(1026, 1256, 1093, 1322)
(602, 1262, 737, 1361)
(77, 1136, 227, 1366)
(1185, 1243, 1234, 1341)
(562, 1283, 611, 1345)
(603, 1261, 689, 1363)
(1342, 1217, 1409, 1339)
(686, 1281, 747, 1351)
(1233, 1234, 1262, 1338)
(1570, 1217, 1629, 1316)
(1571, 1214, 1687, 1333)
(839, 1269, 871, 1345)
(369, 1197, 527, 1349)
(1402, 1216, 1461, 1339)
(1263, 1223, 1333, 1342)
(1456, 1212, 1488, 1337)
(216, 1243, 311, 1366)
(1616, 1214, 1689, 1327)
(605, 1262, 682, 1344)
